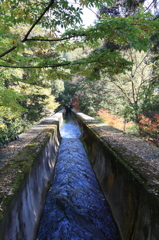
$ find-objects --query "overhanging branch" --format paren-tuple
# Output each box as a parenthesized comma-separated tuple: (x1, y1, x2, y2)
(0, 0, 56, 58)
(26, 34, 86, 42)
(22, 0, 55, 41)
(0, 59, 92, 69)
(0, 63, 71, 69)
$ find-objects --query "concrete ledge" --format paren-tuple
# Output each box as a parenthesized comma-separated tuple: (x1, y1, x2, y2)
(72, 110, 159, 240)
(0, 111, 64, 240)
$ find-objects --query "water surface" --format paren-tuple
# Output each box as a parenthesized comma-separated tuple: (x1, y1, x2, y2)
(36, 116, 120, 240)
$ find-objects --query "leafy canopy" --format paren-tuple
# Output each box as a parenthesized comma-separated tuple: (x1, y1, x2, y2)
(0, 0, 159, 74)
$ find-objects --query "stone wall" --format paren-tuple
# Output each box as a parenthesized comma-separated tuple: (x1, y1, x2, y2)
(72, 110, 159, 240)
(0, 111, 64, 240)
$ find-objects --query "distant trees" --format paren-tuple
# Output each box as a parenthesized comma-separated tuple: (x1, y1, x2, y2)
(0, 0, 159, 146)
(51, 79, 78, 109)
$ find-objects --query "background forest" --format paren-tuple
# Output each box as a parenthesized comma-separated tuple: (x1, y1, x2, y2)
(0, 0, 159, 146)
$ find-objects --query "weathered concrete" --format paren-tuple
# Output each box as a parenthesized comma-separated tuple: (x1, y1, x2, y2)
(0, 110, 64, 240)
(72, 110, 159, 240)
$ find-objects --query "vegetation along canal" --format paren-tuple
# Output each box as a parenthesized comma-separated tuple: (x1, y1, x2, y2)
(36, 115, 120, 240)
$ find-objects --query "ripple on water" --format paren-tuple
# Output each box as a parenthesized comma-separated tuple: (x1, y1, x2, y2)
(36, 119, 120, 240)
(60, 120, 81, 139)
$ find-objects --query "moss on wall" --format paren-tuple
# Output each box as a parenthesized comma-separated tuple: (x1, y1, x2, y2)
(0, 123, 58, 229)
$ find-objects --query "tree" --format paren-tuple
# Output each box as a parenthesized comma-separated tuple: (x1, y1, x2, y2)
(100, 50, 155, 123)
(51, 79, 79, 109)
(0, 1, 158, 71)
(1, 0, 159, 145)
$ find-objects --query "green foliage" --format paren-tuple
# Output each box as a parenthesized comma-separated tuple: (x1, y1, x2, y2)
(18, 94, 48, 122)
(0, 128, 19, 146)
(51, 80, 65, 97)
(63, 10, 159, 50)
(0, 85, 24, 112)
(0, 110, 22, 146)
(0, 0, 159, 147)
(51, 80, 79, 108)
(0, 1, 158, 72)
(125, 123, 139, 135)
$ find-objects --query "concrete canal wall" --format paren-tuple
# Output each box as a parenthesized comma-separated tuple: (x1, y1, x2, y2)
(72, 110, 159, 240)
(0, 111, 64, 240)
(1, 109, 159, 240)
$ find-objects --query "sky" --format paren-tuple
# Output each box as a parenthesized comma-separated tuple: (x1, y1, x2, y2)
(68, 1, 97, 27)
(81, 7, 97, 27)
(144, 0, 159, 15)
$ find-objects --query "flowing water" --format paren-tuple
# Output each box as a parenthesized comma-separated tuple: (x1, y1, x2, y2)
(36, 115, 120, 240)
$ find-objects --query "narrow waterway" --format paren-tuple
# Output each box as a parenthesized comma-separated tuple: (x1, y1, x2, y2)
(36, 115, 120, 240)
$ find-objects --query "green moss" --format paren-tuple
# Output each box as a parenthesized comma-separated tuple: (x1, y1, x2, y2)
(0, 124, 58, 228)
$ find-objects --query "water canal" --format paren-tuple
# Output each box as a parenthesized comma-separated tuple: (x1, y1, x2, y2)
(36, 115, 120, 240)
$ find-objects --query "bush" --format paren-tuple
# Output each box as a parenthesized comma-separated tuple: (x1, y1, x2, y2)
(0, 128, 19, 146)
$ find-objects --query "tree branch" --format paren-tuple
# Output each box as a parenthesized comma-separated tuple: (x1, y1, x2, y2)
(108, 75, 133, 105)
(144, 0, 156, 13)
(0, 59, 94, 69)
(26, 34, 87, 42)
(86, 6, 101, 19)
(0, 63, 71, 69)
(0, 46, 17, 59)
(0, 0, 56, 58)
(22, 0, 55, 41)
(26, 37, 74, 42)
